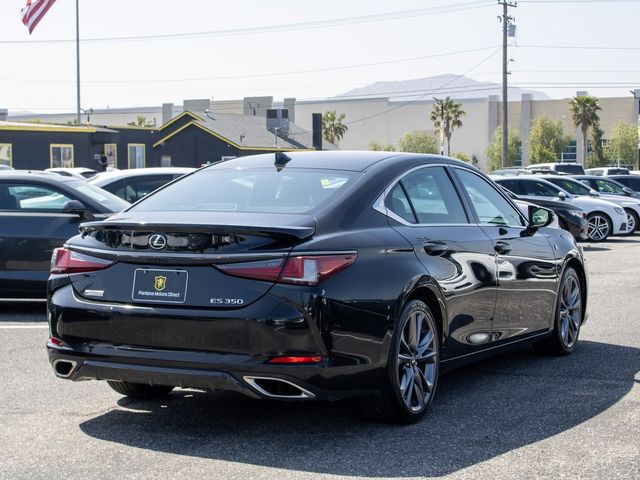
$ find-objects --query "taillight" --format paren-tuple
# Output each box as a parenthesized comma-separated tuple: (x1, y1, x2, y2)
(217, 253, 356, 286)
(267, 355, 323, 364)
(50, 247, 114, 274)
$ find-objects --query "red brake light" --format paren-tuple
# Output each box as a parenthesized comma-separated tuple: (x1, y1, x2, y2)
(267, 355, 323, 364)
(50, 247, 113, 274)
(217, 253, 356, 286)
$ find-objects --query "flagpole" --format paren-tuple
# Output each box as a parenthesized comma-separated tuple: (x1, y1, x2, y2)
(75, 0, 81, 125)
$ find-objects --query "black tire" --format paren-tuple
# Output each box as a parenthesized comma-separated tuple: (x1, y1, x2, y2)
(363, 300, 440, 424)
(107, 380, 174, 399)
(623, 209, 639, 235)
(534, 267, 583, 356)
(586, 212, 612, 242)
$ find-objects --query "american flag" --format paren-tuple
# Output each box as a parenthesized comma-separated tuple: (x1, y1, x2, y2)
(21, 0, 57, 34)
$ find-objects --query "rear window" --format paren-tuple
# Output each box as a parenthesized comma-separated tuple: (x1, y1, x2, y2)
(553, 163, 585, 175)
(132, 168, 356, 214)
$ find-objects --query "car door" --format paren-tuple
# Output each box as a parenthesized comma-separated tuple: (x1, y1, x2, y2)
(0, 181, 85, 296)
(453, 168, 559, 341)
(383, 165, 498, 357)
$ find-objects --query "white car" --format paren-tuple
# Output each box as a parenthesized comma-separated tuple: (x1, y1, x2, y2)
(45, 167, 98, 180)
(544, 176, 640, 233)
(493, 176, 629, 242)
(585, 167, 630, 176)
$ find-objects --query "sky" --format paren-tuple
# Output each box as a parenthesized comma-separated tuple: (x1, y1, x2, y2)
(1, 0, 639, 114)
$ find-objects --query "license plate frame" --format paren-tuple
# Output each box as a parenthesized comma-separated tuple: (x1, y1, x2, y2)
(131, 268, 188, 304)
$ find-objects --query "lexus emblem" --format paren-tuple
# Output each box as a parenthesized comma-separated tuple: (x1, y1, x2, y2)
(148, 234, 167, 250)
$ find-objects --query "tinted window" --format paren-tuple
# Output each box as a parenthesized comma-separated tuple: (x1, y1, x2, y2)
(595, 179, 625, 194)
(521, 180, 563, 197)
(553, 163, 585, 175)
(456, 170, 525, 227)
(496, 179, 526, 196)
(1, 183, 72, 211)
(125, 175, 173, 202)
(546, 178, 592, 195)
(133, 168, 355, 214)
(69, 181, 129, 212)
(629, 178, 640, 191)
(398, 167, 467, 224)
(385, 183, 416, 223)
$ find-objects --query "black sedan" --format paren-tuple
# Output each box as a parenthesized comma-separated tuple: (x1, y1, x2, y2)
(0, 171, 129, 298)
(47, 152, 587, 424)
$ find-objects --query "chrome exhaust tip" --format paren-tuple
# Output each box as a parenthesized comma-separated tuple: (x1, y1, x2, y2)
(243, 376, 315, 399)
(52, 359, 77, 378)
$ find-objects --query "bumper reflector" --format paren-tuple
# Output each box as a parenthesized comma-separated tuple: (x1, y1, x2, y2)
(267, 355, 322, 364)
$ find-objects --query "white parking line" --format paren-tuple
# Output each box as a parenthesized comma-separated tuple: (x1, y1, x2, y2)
(0, 324, 48, 329)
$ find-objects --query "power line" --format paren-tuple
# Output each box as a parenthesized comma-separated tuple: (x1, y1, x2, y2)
(0, 1, 494, 45)
(0, 46, 500, 84)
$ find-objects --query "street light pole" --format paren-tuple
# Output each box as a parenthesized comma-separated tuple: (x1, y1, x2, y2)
(75, 0, 81, 126)
(499, 1, 517, 168)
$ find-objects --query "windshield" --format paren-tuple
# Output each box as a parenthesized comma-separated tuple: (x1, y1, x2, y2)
(132, 168, 356, 214)
(69, 181, 130, 211)
(547, 178, 591, 195)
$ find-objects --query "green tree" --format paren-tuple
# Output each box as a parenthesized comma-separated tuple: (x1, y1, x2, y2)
(452, 152, 470, 162)
(528, 116, 571, 164)
(604, 121, 639, 168)
(321, 110, 348, 146)
(430, 97, 466, 155)
(368, 140, 395, 151)
(397, 131, 438, 154)
(486, 127, 521, 171)
(586, 124, 607, 169)
(569, 95, 601, 164)
(127, 115, 154, 127)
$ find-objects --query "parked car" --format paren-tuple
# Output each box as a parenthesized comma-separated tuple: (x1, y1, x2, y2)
(489, 167, 531, 177)
(571, 175, 640, 199)
(47, 151, 587, 424)
(545, 175, 640, 233)
(0, 164, 14, 171)
(499, 186, 587, 240)
(494, 176, 628, 241)
(0, 171, 129, 298)
(46, 167, 98, 180)
(608, 174, 640, 194)
(89, 167, 194, 203)
(585, 167, 630, 176)
(526, 162, 585, 175)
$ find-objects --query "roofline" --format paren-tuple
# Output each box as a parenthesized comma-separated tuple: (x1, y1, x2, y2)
(159, 111, 204, 131)
(152, 121, 314, 152)
(0, 124, 96, 133)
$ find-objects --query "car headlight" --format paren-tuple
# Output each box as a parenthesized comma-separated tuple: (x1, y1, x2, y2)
(614, 207, 624, 215)
(567, 209, 584, 218)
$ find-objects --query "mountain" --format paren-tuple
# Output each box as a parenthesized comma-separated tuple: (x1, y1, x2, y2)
(335, 74, 550, 102)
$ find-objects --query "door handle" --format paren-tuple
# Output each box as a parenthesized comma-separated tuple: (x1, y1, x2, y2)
(494, 241, 512, 255)
(423, 241, 448, 256)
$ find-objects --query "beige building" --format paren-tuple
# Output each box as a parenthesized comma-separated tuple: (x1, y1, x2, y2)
(6, 92, 639, 171)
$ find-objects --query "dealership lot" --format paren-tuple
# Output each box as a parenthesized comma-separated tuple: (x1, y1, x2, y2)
(1, 238, 639, 480)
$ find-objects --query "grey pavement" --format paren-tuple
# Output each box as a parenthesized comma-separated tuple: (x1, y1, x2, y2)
(0, 238, 638, 480)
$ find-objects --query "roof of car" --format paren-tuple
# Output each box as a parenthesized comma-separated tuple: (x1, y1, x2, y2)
(0, 170, 79, 184)
(204, 151, 461, 172)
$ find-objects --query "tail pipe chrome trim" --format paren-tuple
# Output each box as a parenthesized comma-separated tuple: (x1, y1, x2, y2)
(52, 359, 77, 378)
(242, 376, 316, 399)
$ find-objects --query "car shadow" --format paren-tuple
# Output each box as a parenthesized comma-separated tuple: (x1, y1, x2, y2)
(0, 301, 46, 322)
(581, 245, 610, 252)
(79, 340, 639, 477)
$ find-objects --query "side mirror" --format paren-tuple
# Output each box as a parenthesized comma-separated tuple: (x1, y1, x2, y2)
(558, 191, 567, 201)
(528, 205, 553, 229)
(623, 187, 634, 196)
(589, 189, 600, 197)
(62, 200, 95, 220)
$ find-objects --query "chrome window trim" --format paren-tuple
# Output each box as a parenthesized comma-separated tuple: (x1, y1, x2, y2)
(373, 163, 475, 227)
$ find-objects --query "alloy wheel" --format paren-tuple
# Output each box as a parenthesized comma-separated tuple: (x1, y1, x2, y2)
(626, 212, 636, 233)
(396, 310, 437, 412)
(587, 214, 610, 241)
(559, 274, 581, 349)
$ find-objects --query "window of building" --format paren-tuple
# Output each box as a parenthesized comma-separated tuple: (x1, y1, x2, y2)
(160, 155, 172, 167)
(104, 144, 117, 168)
(50, 144, 74, 168)
(0, 144, 12, 167)
(128, 144, 145, 169)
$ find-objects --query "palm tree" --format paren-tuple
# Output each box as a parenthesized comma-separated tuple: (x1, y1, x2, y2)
(322, 111, 348, 146)
(430, 97, 466, 156)
(569, 95, 601, 165)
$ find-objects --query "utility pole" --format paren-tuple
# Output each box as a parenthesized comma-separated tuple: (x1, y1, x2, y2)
(75, 0, 81, 126)
(499, 1, 517, 167)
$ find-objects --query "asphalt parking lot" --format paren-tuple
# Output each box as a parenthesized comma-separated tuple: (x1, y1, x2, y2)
(1, 238, 639, 480)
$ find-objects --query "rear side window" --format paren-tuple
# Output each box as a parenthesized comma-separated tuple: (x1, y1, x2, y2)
(132, 168, 355, 214)
(595, 179, 625, 194)
(496, 179, 526, 196)
(392, 167, 468, 224)
(0, 183, 72, 211)
(521, 180, 562, 197)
